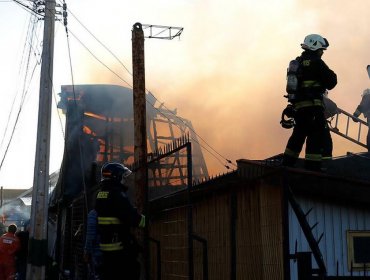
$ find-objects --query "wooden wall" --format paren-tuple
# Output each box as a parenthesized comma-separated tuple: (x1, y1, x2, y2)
(148, 178, 285, 280)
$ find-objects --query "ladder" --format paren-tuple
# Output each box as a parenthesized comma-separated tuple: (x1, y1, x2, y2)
(328, 107, 368, 149)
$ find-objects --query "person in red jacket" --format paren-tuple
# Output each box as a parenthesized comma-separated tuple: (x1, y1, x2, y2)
(0, 224, 21, 280)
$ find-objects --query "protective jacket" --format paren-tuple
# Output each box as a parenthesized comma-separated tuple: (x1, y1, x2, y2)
(95, 180, 144, 252)
(354, 92, 370, 118)
(293, 50, 337, 109)
(283, 50, 337, 171)
(0, 231, 21, 280)
(0, 232, 20, 265)
(95, 180, 145, 280)
(353, 90, 370, 151)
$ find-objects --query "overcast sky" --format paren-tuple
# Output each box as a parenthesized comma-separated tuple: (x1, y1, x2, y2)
(0, 0, 369, 188)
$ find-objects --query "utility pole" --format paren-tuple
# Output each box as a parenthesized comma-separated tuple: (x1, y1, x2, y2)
(27, 0, 55, 279)
(131, 22, 183, 280)
(132, 22, 148, 280)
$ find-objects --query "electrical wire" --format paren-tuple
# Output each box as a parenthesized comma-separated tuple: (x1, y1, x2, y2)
(65, 8, 132, 76)
(0, 9, 41, 172)
(0, 62, 39, 171)
(11, 0, 44, 17)
(67, 29, 133, 89)
(61, 0, 90, 213)
(52, 1, 235, 170)
(62, 24, 235, 171)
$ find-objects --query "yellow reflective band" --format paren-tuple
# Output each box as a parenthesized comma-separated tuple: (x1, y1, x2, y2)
(302, 60, 310, 66)
(302, 80, 321, 87)
(97, 191, 109, 199)
(139, 215, 146, 228)
(322, 156, 332, 160)
(98, 217, 121, 225)
(295, 99, 323, 109)
(100, 242, 124, 251)
(284, 148, 299, 158)
(305, 154, 322, 161)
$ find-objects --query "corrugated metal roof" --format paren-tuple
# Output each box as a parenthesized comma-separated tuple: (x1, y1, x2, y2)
(19, 197, 32, 206)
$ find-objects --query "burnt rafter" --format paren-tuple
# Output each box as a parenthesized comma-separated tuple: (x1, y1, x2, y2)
(148, 133, 190, 164)
(128, 134, 191, 188)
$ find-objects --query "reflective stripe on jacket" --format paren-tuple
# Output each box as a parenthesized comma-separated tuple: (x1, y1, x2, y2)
(294, 51, 337, 106)
(95, 181, 143, 252)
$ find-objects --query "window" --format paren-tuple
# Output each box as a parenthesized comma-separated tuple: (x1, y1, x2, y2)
(347, 231, 370, 270)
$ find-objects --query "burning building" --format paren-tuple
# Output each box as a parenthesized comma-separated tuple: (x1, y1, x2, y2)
(49, 84, 209, 277)
(53, 84, 208, 203)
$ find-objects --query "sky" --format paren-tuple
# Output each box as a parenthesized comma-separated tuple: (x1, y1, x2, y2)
(0, 0, 369, 189)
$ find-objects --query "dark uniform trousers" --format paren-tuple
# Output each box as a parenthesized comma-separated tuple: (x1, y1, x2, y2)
(100, 249, 140, 280)
(283, 105, 327, 170)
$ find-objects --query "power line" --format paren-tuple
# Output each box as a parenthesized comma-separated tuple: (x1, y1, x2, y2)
(0, 10, 41, 172)
(54, 3, 236, 171)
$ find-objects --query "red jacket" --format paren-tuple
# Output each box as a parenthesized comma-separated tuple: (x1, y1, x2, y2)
(0, 232, 21, 265)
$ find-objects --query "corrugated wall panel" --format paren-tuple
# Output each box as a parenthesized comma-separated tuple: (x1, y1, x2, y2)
(150, 206, 188, 280)
(235, 183, 284, 280)
(192, 194, 231, 280)
(289, 195, 370, 278)
(236, 186, 263, 280)
(259, 183, 284, 280)
(149, 181, 285, 280)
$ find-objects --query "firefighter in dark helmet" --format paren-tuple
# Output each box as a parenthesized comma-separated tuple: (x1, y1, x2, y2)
(95, 162, 145, 280)
(282, 34, 337, 171)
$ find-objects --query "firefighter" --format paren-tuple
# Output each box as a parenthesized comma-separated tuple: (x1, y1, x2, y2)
(282, 34, 337, 171)
(0, 224, 21, 280)
(95, 162, 145, 280)
(352, 88, 370, 151)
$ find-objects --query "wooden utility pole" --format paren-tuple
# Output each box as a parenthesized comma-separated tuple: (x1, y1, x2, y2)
(27, 0, 55, 279)
(132, 22, 147, 222)
(132, 22, 183, 279)
(132, 22, 148, 279)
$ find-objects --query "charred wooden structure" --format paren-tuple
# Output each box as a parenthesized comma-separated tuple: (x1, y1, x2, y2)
(49, 84, 208, 278)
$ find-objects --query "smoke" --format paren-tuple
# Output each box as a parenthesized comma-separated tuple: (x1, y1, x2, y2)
(67, 0, 369, 175)
(0, 202, 30, 228)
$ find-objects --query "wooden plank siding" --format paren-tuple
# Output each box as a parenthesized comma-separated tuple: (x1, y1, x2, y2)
(235, 182, 285, 280)
(289, 195, 370, 278)
(148, 172, 285, 280)
(149, 206, 189, 279)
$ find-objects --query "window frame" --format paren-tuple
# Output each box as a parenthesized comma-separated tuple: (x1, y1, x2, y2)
(347, 230, 370, 271)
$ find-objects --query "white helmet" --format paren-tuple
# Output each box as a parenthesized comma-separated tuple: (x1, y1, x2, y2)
(301, 34, 329, 51)
(362, 89, 370, 97)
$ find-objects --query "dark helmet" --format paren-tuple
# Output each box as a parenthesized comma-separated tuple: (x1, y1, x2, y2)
(101, 162, 132, 184)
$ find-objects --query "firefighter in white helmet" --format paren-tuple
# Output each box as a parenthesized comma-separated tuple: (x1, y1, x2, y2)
(282, 34, 337, 171)
(352, 88, 370, 151)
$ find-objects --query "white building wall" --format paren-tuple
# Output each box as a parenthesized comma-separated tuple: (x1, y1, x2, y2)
(289, 194, 370, 278)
